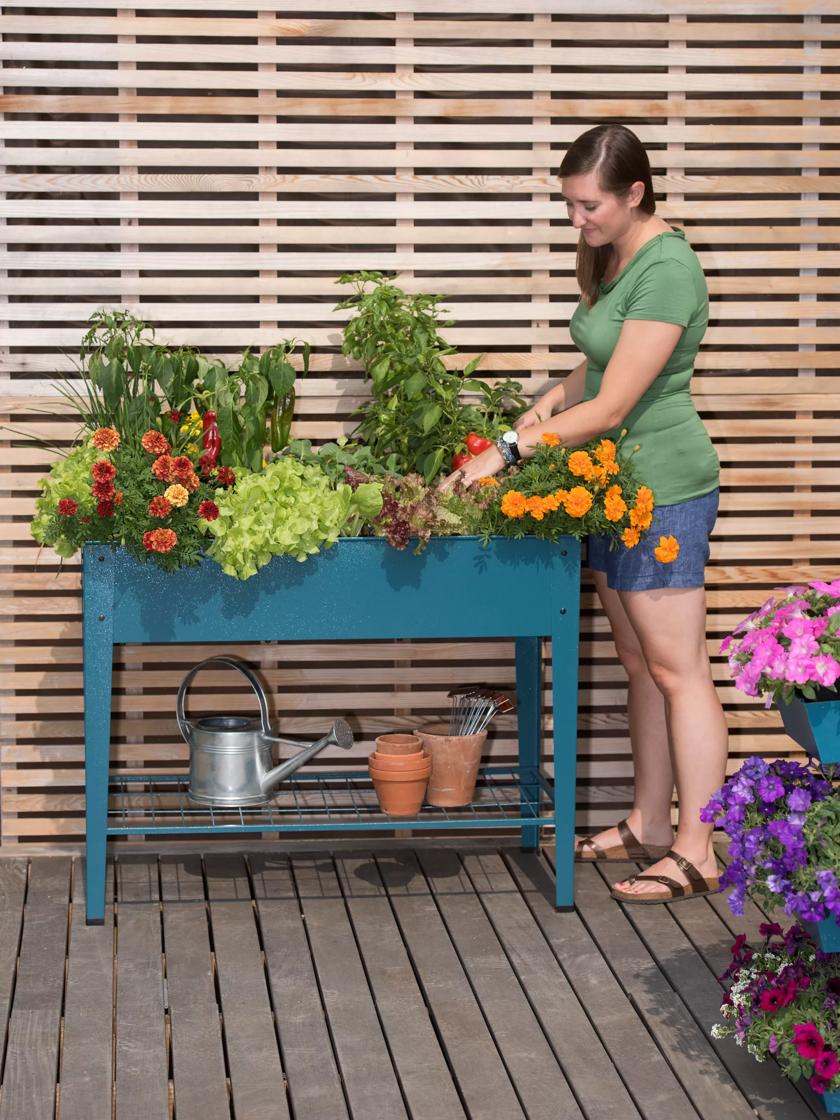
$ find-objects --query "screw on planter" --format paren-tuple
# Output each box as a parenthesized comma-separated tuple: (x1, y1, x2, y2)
(559, 608, 566, 615)
(98, 614, 106, 621)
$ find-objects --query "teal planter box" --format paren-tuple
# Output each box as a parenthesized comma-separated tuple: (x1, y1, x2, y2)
(823, 1089, 840, 1114)
(777, 694, 840, 765)
(82, 538, 582, 922)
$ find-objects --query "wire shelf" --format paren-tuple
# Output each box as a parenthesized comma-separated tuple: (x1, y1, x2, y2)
(106, 765, 554, 836)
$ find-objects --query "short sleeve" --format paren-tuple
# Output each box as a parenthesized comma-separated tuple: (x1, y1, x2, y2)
(623, 258, 696, 328)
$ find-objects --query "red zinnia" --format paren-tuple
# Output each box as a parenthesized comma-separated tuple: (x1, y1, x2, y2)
(152, 455, 175, 482)
(148, 496, 172, 519)
(198, 500, 219, 521)
(91, 460, 116, 482)
(92, 479, 115, 500)
(58, 498, 78, 516)
(142, 527, 177, 553)
(215, 466, 235, 487)
(141, 430, 171, 456)
(96, 499, 114, 518)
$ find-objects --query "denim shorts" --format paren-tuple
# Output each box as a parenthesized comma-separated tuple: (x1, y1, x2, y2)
(586, 487, 719, 592)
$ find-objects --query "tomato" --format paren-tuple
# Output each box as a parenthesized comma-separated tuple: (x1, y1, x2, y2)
(465, 431, 494, 455)
(451, 450, 474, 471)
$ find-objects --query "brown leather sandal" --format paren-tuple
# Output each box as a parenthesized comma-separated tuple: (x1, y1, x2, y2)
(574, 817, 672, 863)
(609, 849, 720, 904)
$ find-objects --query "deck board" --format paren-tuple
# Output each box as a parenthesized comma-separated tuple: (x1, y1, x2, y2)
(0, 844, 824, 1120)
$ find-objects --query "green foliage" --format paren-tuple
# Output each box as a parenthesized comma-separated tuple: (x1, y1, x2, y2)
(201, 457, 383, 579)
(31, 443, 99, 557)
(335, 272, 526, 480)
(285, 437, 389, 484)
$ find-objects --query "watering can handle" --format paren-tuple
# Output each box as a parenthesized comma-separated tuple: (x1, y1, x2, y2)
(175, 656, 273, 741)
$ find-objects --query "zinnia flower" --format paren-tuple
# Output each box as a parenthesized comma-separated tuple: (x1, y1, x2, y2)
(91, 427, 120, 451)
(169, 410, 182, 423)
(563, 486, 593, 518)
(91, 460, 116, 483)
(568, 450, 594, 478)
(57, 498, 78, 516)
(148, 496, 172, 519)
(142, 527, 177, 554)
(198, 500, 220, 521)
(540, 432, 561, 447)
(622, 527, 640, 549)
(654, 535, 680, 564)
(215, 466, 236, 487)
(501, 490, 527, 519)
(141, 429, 171, 456)
(164, 484, 189, 508)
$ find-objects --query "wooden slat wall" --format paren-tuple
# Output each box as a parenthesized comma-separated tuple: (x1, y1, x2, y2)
(1, 2, 838, 844)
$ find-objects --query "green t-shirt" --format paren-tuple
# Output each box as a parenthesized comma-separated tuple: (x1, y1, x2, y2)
(569, 228, 719, 506)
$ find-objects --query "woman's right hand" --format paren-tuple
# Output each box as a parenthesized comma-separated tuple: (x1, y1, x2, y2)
(514, 403, 548, 431)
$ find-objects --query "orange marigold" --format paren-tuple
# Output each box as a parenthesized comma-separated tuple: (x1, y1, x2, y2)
(654, 534, 680, 564)
(500, 490, 528, 519)
(183, 471, 200, 493)
(91, 427, 120, 452)
(91, 459, 116, 482)
(148, 496, 172, 519)
(478, 476, 500, 487)
(164, 483, 189, 508)
(568, 450, 594, 478)
(526, 495, 547, 521)
(630, 507, 652, 531)
(540, 432, 561, 447)
(563, 486, 593, 518)
(142, 527, 178, 554)
(170, 456, 194, 480)
(603, 488, 627, 522)
(622, 527, 640, 549)
(635, 485, 654, 513)
(152, 454, 175, 482)
(594, 438, 616, 465)
(542, 492, 562, 512)
(141, 429, 171, 456)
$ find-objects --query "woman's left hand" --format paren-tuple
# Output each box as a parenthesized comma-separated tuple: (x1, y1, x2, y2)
(438, 444, 506, 491)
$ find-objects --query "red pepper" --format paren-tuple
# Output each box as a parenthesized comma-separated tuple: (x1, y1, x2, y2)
(199, 410, 222, 476)
(465, 431, 493, 456)
(451, 450, 474, 471)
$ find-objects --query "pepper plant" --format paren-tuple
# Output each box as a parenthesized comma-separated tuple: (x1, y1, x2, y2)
(335, 271, 525, 481)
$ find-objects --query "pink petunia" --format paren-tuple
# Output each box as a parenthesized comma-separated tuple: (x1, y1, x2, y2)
(813, 655, 840, 688)
(815, 1050, 840, 1080)
(810, 578, 840, 597)
(793, 1023, 825, 1060)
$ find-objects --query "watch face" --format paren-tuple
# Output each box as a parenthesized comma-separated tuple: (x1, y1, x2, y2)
(502, 430, 518, 445)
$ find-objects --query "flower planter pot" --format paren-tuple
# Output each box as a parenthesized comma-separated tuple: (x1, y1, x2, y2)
(374, 733, 424, 756)
(368, 750, 430, 772)
(368, 756, 431, 816)
(414, 722, 487, 807)
(777, 694, 840, 764)
(810, 917, 840, 954)
(824, 1088, 840, 1114)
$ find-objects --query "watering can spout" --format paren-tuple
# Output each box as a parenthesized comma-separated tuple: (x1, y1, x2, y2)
(260, 718, 354, 795)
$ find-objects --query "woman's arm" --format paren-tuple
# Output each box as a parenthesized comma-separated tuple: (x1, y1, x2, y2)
(514, 358, 588, 429)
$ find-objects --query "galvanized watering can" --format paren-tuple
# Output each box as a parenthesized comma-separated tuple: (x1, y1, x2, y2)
(177, 656, 353, 806)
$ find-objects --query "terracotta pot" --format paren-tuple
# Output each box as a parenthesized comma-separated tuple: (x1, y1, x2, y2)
(368, 755, 431, 816)
(368, 749, 429, 771)
(413, 722, 487, 807)
(374, 733, 424, 756)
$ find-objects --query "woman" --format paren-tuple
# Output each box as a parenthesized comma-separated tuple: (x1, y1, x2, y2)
(442, 123, 727, 903)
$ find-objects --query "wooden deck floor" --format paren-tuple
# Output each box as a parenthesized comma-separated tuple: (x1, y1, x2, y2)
(0, 843, 829, 1120)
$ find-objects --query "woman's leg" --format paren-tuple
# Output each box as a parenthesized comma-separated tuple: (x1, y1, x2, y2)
(611, 585, 728, 895)
(579, 572, 674, 851)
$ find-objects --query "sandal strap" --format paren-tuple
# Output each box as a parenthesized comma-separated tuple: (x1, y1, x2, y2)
(576, 835, 605, 860)
(665, 850, 706, 889)
(616, 818, 648, 860)
(627, 872, 686, 897)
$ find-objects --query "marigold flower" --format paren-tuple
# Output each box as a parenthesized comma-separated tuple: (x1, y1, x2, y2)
(170, 456, 194, 481)
(148, 496, 172, 519)
(114, 490, 123, 505)
(80, 516, 91, 524)
(635, 485, 654, 513)
(58, 498, 78, 516)
(542, 492, 562, 512)
(215, 466, 236, 487)
(92, 479, 115, 500)
(152, 455, 175, 482)
(654, 535, 680, 564)
(164, 484, 189, 508)
(478, 476, 500, 487)
(142, 527, 178, 554)
(91, 459, 116, 483)
(563, 486, 593, 518)
(568, 450, 594, 478)
(604, 487, 627, 522)
(501, 490, 528, 519)
(91, 427, 120, 451)
(526, 495, 547, 521)
(141, 429, 171, 456)
(198, 500, 220, 521)
(622, 527, 640, 549)
(183, 471, 200, 493)
(96, 499, 114, 518)
(540, 432, 561, 447)
(595, 439, 616, 465)
(630, 507, 652, 531)
(590, 465, 609, 488)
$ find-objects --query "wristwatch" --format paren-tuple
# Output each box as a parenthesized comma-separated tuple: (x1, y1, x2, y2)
(495, 429, 522, 466)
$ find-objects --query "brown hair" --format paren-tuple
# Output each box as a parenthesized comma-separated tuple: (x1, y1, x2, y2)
(559, 124, 656, 306)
